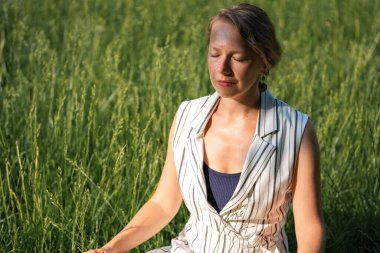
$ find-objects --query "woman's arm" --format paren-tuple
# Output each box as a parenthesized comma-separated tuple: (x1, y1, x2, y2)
(85, 114, 183, 253)
(292, 121, 326, 253)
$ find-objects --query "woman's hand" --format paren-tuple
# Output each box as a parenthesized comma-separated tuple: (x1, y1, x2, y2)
(84, 246, 113, 253)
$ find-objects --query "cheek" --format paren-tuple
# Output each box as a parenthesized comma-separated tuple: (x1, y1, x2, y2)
(240, 64, 259, 79)
(207, 61, 216, 75)
(230, 64, 245, 78)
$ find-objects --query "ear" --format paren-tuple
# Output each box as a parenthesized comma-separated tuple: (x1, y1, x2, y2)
(261, 65, 269, 75)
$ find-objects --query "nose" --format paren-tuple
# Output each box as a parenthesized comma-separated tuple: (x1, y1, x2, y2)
(218, 57, 232, 76)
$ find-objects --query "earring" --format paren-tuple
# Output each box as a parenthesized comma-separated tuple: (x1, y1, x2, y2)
(259, 75, 267, 91)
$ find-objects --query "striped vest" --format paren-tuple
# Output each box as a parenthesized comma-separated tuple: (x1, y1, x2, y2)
(162, 90, 308, 253)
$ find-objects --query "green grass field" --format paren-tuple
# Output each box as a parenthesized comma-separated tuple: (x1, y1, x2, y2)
(1, 0, 379, 252)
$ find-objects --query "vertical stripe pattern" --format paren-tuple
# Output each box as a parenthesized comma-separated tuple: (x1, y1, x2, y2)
(148, 90, 308, 253)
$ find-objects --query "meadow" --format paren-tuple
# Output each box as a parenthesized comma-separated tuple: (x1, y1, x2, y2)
(0, 0, 379, 252)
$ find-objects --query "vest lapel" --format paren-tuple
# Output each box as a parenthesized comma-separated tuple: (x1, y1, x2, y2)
(257, 90, 278, 138)
(182, 91, 279, 224)
(220, 90, 278, 216)
(184, 92, 221, 214)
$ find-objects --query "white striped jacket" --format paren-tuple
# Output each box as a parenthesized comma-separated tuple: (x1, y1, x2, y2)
(148, 90, 308, 253)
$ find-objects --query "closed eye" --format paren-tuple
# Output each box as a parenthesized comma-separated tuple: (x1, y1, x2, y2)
(233, 57, 249, 62)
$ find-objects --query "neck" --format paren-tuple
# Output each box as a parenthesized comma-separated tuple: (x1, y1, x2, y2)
(215, 90, 261, 121)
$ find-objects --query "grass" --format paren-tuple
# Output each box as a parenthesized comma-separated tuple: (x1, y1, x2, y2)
(0, 0, 379, 252)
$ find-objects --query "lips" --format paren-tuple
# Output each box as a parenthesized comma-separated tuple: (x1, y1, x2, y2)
(217, 80, 236, 87)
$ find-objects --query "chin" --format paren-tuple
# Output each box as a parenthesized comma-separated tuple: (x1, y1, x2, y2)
(213, 88, 239, 98)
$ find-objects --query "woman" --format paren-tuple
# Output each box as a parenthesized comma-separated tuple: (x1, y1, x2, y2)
(86, 3, 325, 253)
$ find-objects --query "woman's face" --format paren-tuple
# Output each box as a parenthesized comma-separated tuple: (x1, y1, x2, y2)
(208, 19, 265, 102)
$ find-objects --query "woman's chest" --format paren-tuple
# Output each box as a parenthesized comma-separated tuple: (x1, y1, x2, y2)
(203, 122, 257, 174)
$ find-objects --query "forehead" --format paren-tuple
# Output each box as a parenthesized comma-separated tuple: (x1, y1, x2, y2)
(209, 19, 249, 50)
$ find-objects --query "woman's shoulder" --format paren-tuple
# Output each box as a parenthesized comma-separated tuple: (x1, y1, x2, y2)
(176, 92, 217, 115)
(180, 93, 216, 106)
(266, 90, 309, 128)
(277, 97, 308, 118)
(172, 94, 216, 148)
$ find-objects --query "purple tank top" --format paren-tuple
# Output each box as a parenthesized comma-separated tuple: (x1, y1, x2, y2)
(203, 162, 241, 213)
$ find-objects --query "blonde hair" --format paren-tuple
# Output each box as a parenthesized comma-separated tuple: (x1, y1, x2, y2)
(208, 3, 281, 74)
